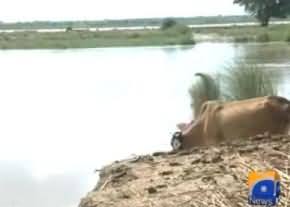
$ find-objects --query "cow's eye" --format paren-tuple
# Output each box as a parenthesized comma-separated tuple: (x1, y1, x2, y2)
(171, 132, 183, 150)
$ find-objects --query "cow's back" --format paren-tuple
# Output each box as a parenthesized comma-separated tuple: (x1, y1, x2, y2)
(216, 96, 290, 140)
(178, 96, 290, 150)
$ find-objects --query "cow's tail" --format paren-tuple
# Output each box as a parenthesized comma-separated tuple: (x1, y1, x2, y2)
(189, 73, 220, 117)
(194, 73, 220, 101)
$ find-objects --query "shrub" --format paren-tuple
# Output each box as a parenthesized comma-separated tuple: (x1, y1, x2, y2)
(234, 36, 251, 43)
(163, 24, 192, 37)
(256, 33, 270, 42)
(179, 35, 195, 45)
(172, 24, 191, 34)
(65, 26, 73, 32)
(189, 73, 220, 117)
(161, 18, 178, 30)
(128, 33, 140, 38)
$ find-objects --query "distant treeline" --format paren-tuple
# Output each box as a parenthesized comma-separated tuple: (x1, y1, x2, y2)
(2, 15, 289, 30)
(1, 16, 290, 30)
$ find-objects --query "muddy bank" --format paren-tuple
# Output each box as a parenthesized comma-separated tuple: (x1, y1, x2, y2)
(79, 135, 290, 207)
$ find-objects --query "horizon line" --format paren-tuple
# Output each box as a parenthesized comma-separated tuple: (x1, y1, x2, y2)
(0, 14, 250, 24)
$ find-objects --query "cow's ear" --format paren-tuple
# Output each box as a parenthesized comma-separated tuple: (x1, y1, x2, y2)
(177, 123, 187, 131)
(282, 103, 290, 112)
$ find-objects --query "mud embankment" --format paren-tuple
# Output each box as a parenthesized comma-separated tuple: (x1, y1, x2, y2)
(79, 135, 290, 207)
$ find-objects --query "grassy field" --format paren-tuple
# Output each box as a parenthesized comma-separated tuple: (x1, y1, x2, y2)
(1, 23, 290, 49)
(0, 16, 257, 30)
(0, 26, 194, 49)
(195, 24, 290, 42)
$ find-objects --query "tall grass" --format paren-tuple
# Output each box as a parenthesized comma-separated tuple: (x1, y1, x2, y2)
(222, 62, 277, 100)
(189, 73, 220, 117)
(189, 62, 279, 115)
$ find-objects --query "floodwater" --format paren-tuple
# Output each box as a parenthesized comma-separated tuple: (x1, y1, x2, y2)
(0, 42, 290, 207)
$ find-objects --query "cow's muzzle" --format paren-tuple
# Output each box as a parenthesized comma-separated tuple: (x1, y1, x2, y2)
(171, 131, 183, 151)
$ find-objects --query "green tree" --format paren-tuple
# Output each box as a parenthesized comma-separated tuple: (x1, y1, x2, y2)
(161, 18, 177, 30)
(234, 0, 290, 26)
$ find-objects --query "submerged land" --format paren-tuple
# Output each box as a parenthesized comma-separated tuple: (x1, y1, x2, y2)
(0, 16, 290, 49)
(195, 24, 290, 43)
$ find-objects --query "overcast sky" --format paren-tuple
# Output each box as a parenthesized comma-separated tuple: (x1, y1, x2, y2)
(0, 0, 245, 22)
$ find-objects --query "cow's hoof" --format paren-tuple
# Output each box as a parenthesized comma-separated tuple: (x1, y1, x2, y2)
(171, 131, 183, 151)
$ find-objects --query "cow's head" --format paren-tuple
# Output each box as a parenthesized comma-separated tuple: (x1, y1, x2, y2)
(171, 131, 183, 150)
(171, 119, 204, 150)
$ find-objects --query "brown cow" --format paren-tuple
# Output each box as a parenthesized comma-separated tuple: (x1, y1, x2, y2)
(171, 96, 290, 150)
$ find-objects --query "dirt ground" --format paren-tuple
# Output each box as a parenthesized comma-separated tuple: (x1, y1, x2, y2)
(79, 134, 290, 207)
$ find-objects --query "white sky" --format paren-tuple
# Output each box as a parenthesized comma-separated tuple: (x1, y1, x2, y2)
(0, 0, 245, 22)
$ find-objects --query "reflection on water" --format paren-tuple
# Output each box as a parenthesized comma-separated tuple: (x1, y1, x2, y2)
(0, 42, 290, 207)
(234, 43, 290, 97)
(235, 43, 290, 64)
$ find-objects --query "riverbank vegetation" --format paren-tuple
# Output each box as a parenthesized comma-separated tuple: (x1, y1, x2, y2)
(0, 21, 194, 49)
(1, 18, 290, 48)
(195, 24, 290, 42)
(189, 62, 278, 116)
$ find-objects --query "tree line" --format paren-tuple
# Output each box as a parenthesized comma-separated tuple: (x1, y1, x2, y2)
(234, 0, 290, 26)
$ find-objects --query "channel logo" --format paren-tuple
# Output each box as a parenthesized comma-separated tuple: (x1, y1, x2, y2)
(248, 170, 281, 206)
